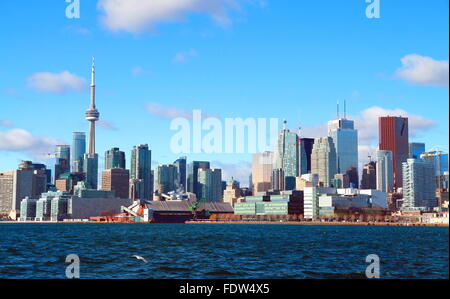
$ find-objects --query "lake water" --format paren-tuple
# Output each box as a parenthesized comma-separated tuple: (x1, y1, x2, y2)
(0, 223, 448, 279)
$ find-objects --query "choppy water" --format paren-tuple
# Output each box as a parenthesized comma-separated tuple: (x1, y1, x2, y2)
(0, 223, 448, 279)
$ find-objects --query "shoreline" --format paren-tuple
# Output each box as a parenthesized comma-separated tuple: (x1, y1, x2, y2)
(1, 220, 448, 227)
(185, 220, 449, 227)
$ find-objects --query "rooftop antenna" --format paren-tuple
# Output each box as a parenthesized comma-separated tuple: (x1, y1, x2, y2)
(337, 100, 340, 119)
(344, 99, 347, 119)
(283, 119, 287, 130)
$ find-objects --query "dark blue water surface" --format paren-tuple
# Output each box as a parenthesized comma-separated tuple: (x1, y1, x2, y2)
(0, 223, 448, 279)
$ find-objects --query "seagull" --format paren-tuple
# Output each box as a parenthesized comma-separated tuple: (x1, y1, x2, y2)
(131, 255, 148, 263)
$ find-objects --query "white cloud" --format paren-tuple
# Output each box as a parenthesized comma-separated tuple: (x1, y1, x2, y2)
(27, 71, 88, 94)
(97, 0, 240, 33)
(131, 66, 152, 76)
(145, 102, 216, 120)
(146, 102, 195, 119)
(172, 49, 197, 63)
(395, 54, 449, 87)
(98, 120, 118, 131)
(0, 128, 62, 159)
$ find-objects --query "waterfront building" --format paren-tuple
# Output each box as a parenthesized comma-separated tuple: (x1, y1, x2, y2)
(299, 138, 315, 175)
(409, 142, 425, 160)
(198, 168, 222, 202)
(19, 197, 37, 221)
(402, 158, 436, 209)
(0, 162, 48, 219)
(223, 178, 242, 206)
(273, 121, 299, 190)
(360, 161, 377, 190)
(311, 137, 337, 188)
(252, 152, 273, 194)
(379, 116, 409, 189)
(420, 151, 449, 176)
(71, 132, 86, 173)
(156, 164, 178, 194)
(173, 157, 187, 192)
(104, 147, 126, 170)
(376, 150, 394, 193)
(130, 144, 152, 201)
(187, 161, 210, 198)
(102, 168, 130, 199)
(327, 116, 358, 186)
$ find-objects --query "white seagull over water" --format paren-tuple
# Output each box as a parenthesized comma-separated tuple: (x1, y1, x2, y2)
(132, 255, 148, 263)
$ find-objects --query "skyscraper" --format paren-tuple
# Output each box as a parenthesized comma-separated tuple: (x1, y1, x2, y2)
(299, 138, 315, 175)
(83, 57, 100, 190)
(187, 161, 210, 198)
(54, 145, 70, 183)
(71, 132, 86, 173)
(420, 151, 449, 176)
(130, 144, 152, 201)
(252, 151, 273, 194)
(198, 168, 223, 202)
(156, 165, 178, 194)
(105, 148, 126, 170)
(360, 161, 377, 189)
(376, 150, 394, 193)
(173, 157, 187, 191)
(311, 137, 337, 187)
(379, 116, 409, 189)
(102, 168, 130, 199)
(409, 142, 425, 160)
(0, 161, 48, 219)
(328, 115, 358, 186)
(273, 121, 299, 190)
(402, 158, 436, 209)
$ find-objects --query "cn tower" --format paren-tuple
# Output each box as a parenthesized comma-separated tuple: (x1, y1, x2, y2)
(83, 56, 100, 189)
(85, 56, 99, 155)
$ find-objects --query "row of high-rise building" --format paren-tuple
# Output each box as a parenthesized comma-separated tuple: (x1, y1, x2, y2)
(251, 111, 449, 211)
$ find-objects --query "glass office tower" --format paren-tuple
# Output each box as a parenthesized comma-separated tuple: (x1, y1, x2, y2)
(71, 132, 86, 173)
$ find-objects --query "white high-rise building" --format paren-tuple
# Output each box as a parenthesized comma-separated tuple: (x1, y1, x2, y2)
(402, 158, 436, 209)
(376, 150, 394, 193)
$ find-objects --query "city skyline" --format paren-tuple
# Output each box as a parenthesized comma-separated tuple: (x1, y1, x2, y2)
(0, 0, 448, 187)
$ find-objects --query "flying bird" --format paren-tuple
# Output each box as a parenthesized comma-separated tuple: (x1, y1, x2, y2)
(131, 255, 148, 263)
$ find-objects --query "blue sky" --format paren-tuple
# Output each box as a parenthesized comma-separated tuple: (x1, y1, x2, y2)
(0, 0, 448, 186)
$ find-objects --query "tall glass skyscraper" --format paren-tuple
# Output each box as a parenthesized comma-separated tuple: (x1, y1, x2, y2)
(327, 118, 358, 186)
(173, 157, 187, 191)
(156, 165, 178, 194)
(187, 161, 210, 198)
(409, 143, 425, 160)
(198, 168, 222, 202)
(54, 145, 70, 183)
(376, 150, 394, 193)
(71, 132, 86, 173)
(273, 121, 299, 190)
(299, 138, 315, 175)
(105, 147, 126, 170)
(311, 137, 337, 187)
(130, 144, 152, 201)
